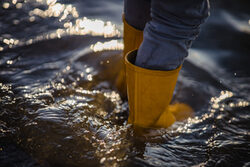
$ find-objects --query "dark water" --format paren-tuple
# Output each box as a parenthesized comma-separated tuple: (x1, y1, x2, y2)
(0, 0, 250, 167)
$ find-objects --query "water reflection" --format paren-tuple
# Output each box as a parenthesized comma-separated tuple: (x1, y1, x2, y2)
(2, 2, 10, 9)
(222, 12, 250, 34)
(211, 90, 249, 110)
(90, 40, 123, 52)
(29, 1, 78, 19)
(1, 0, 250, 166)
(0, 0, 121, 51)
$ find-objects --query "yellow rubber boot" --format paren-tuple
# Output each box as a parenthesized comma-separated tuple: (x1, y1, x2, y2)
(125, 50, 193, 128)
(115, 16, 143, 98)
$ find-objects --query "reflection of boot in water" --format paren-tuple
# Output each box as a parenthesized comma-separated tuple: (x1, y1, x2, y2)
(115, 16, 143, 99)
(125, 50, 194, 129)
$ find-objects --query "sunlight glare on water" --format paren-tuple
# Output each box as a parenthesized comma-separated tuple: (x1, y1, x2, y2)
(0, 0, 250, 166)
(90, 40, 124, 52)
(0, 0, 121, 51)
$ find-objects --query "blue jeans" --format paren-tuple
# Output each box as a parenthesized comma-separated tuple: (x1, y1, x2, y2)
(124, 0, 210, 70)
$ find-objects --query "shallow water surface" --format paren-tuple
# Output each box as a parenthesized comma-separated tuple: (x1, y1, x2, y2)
(0, 0, 250, 167)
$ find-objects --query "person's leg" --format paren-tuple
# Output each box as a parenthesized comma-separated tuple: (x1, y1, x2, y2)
(116, 0, 151, 98)
(123, 0, 151, 57)
(135, 0, 210, 70)
(125, 0, 210, 128)
(124, 0, 151, 31)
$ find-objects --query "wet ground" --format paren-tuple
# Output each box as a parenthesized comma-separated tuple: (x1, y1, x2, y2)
(0, 0, 250, 166)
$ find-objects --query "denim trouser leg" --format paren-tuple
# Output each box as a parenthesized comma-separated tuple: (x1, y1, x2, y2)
(124, 0, 151, 31)
(126, 0, 210, 71)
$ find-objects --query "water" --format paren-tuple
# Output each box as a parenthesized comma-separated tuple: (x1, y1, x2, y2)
(0, 0, 250, 166)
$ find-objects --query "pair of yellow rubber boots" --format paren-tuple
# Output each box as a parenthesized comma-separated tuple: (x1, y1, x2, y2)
(116, 17, 193, 129)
